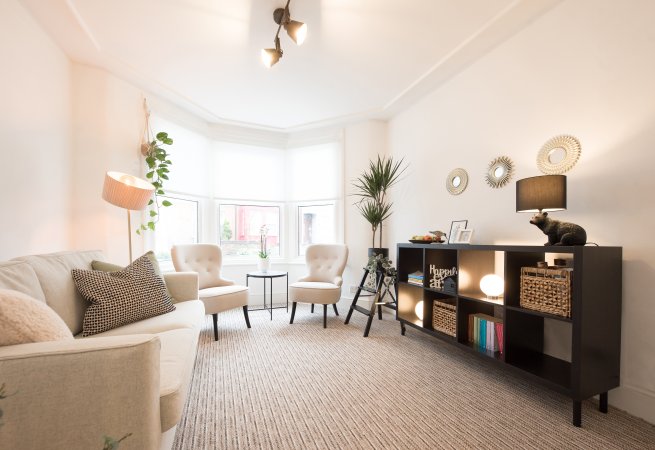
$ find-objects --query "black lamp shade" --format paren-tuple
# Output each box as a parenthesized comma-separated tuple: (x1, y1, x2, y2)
(516, 175, 567, 212)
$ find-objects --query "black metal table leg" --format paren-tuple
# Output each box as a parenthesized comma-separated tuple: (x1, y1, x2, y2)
(401, 321, 406, 336)
(269, 277, 273, 320)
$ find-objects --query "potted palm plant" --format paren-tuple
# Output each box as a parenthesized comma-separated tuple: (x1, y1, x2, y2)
(352, 155, 408, 258)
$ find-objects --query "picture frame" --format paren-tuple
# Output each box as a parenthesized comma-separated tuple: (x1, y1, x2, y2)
(453, 228, 474, 244)
(448, 220, 468, 244)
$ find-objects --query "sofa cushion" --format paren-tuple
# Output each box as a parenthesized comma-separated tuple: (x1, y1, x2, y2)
(87, 299, 204, 337)
(13, 250, 105, 335)
(199, 285, 248, 314)
(72, 255, 176, 337)
(156, 327, 200, 431)
(0, 289, 73, 346)
(0, 261, 47, 302)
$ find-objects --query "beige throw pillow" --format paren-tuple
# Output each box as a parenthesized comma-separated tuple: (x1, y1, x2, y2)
(0, 289, 73, 346)
(72, 254, 176, 336)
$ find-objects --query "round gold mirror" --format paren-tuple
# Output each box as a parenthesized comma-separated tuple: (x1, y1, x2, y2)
(446, 168, 468, 195)
(485, 156, 513, 188)
(537, 135, 581, 174)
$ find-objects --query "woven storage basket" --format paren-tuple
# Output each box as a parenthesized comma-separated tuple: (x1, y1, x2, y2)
(520, 267, 572, 318)
(433, 300, 456, 336)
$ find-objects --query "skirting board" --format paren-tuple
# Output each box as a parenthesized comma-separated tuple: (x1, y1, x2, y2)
(608, 384, 655, 425)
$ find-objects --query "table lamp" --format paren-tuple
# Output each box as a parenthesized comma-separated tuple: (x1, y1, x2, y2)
(516, 175, 566, 213)
(516, 174, 586, 246)
(102, 171, 155, 261)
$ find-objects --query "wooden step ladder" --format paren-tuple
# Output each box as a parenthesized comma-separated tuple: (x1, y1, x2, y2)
(344, 267, 397, 337)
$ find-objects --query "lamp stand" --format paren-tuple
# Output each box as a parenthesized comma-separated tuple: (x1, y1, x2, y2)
(127, 209, 133, 263)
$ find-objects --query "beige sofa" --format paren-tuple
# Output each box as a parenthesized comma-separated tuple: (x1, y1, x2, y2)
(0, 250, 205, 450)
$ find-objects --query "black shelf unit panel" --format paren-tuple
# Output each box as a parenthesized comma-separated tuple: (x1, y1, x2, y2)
(396, 243, 622, 427)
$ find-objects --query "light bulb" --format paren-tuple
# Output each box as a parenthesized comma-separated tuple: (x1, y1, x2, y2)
(286, 21, 307, 45)
(480, 274, 504, 299)
(415, 300, 424, 321)
(261, 48, 280, 68)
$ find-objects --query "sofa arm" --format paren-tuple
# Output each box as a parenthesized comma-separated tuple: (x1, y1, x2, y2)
(0, 335, 162, 450)
(164, 272, 199, 303)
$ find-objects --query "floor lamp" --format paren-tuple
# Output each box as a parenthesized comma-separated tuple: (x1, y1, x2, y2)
(102, 171, 155, 262)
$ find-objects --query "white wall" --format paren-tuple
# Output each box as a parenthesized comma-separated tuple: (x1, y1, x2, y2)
(69, 64, 146, 265)
(0, 0, 72, 259)
(386, 0, 655, 422)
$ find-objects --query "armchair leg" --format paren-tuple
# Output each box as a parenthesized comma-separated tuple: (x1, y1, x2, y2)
(212, 313, 218, 341)
(333, 304, 339, 316)
(243, 305, 251, 328)
(311, 304, 315, 313)
(323, 304, 327, 328)
(290, 302, 297, 324)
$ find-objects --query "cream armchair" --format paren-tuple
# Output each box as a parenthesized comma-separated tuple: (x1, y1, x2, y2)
(289, 244, 348, 328)
(171, 244, 250, 340)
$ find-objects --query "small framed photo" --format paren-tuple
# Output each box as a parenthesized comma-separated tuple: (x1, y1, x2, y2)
(448, 220, 468, 244)
(453, 228, 474, 244)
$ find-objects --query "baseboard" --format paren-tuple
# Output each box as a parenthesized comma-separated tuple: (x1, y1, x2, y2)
(608, 384, 655, 425)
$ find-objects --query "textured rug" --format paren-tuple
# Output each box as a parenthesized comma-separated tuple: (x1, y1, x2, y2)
(173, 302, 655, 449)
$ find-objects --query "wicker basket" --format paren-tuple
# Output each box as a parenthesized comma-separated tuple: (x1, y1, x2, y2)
(433, 300, 456, 337)
(520, 267, 572, 318)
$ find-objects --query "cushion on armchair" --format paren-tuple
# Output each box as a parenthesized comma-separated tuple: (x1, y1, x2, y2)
(72, 254, 176, 336)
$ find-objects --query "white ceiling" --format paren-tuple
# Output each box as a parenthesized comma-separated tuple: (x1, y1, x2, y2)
(20, 0, 560, 131)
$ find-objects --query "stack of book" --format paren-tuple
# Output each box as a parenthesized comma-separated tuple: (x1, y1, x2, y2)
(407, 271, 424, 286)
(468, 313, 504, 354)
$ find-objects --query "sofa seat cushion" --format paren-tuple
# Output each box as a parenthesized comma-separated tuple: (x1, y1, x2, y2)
(12, 251, 105, 334)
(0, 289, 73, 346)
(289, 281, 341, 305)
(84, 299, 204, 337)
(72, 255, 176, 336)
(157, 327, 200, 431)
(199, 285, 248, 314)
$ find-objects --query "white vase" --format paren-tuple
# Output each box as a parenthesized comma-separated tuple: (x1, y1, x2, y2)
(258, 257, 270, 273)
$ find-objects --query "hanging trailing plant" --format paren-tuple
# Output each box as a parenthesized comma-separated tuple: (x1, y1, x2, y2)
(137, 100, 173, 234)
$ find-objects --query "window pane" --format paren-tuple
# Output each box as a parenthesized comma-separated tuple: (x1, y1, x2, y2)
(298, 204, 335, 256)
(218, 204, 280, 257)
(154, 196, 199, 261)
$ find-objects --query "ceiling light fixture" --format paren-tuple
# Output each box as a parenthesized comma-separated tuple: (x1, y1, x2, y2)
(261, 0, 307, 67)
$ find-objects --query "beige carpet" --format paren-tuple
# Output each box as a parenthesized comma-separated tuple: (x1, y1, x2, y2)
(173, 301, 655, 449)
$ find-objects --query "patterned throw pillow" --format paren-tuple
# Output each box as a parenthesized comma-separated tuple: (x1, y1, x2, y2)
(91, 250, 171, 297)
(72, 254, 176, 336)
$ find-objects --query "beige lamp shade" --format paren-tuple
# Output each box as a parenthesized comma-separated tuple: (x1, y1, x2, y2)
(102, 171, 154, 211)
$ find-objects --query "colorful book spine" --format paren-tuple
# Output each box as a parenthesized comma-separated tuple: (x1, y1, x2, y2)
(468, 313, 503, 354)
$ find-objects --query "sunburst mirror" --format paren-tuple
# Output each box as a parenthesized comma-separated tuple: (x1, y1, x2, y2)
(537, 135, 581, 174)
(446, 168, 468, 195)
(485, 156, 514, 188)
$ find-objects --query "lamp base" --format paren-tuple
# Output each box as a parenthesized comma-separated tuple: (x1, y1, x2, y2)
(273, 8, 289, 25)
(529, 211, 587, 246)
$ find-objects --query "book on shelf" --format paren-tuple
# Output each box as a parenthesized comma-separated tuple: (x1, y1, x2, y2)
(407, 271, 424, 286)
(468, 313, 503, 354)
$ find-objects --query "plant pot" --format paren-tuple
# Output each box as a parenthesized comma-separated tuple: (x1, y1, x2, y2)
(257, 257, 270, 273)
(368, 248, 389, 258)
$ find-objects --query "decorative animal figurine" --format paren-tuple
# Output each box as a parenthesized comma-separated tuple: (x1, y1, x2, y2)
(529, 212, 587, 246)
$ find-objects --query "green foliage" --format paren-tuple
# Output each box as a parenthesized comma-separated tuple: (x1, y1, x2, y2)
(366, 254, 398, 280)
(137, 132, 173, 235)
(0, 382, 16, 428)
(351, 155, 407, 248)
(102, 433, 132, 450)
(221, 219, 233, 241)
